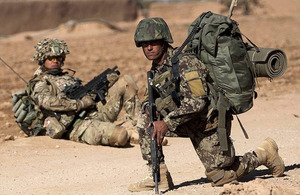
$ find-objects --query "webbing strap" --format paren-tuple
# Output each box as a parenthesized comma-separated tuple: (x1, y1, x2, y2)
(207, 83, 217, 110)
(217, 92, 230, 151)
(171, 11, 212, 93)
(241, 32, 260, 52)
(210, 170, 225, 183)
(236, 115, 249, 139)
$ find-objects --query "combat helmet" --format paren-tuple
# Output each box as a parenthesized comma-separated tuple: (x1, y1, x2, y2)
(134, 17, 173, 47)
(33, 38, 70, 65)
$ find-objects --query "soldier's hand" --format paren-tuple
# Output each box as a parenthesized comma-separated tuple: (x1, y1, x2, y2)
(76, 95, 95, 112)
(107, 72, 119, 88)
(150, 120, 168, 146)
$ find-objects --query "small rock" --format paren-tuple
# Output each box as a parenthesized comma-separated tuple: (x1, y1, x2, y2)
(5, 122, 12, 128)
(4, 135, 14, 141)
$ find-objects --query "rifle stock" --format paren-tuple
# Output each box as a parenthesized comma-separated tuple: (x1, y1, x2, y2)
(147, 71, 160, 194)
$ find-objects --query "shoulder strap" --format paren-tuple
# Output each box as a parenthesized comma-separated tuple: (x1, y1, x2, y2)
(26, 76, 43, 95)
(27, 75, 61, 96)
(171, 11, 212, 92)
(216, 92, 230, 151)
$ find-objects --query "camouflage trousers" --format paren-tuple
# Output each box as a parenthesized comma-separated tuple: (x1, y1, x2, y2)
(137, 112, 260, 184)
(69, 75, 140, 145)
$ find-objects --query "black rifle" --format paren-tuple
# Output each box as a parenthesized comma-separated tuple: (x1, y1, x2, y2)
(147, 71, 160, 194)
(64, 66, 120, 105)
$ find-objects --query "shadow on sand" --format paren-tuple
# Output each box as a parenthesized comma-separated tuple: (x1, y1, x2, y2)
(162, 163, 300, 193)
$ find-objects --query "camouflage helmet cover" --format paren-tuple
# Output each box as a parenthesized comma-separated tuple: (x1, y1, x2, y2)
(33, 38, 70, 63)
(134, 17, 173, 47)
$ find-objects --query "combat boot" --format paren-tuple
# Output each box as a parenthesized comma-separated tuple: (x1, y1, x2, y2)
(128, 163, 174, 192)
(254, 137, 285, 177)
(127, 129, 139, 145)
(108, 127, 129, 147)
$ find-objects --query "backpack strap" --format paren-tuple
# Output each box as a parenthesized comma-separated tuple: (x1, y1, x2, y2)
(216, 92, 230, 151)
(235, 115, 249, 139)
(171, 11, 213, 94)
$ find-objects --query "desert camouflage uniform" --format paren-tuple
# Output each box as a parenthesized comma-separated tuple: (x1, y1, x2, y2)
(30, 67, 140, 146)
(138, 46, 260, 185)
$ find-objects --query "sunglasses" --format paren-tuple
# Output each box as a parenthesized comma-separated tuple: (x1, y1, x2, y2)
(47, 56, 63, 62)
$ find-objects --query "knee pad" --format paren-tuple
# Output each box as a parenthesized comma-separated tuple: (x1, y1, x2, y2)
(110, 74, 138, 98)
(44, 116, 66, 139)
(80, 120, 113, 145)
(205, 169, 237, 186)
(123, 75, 138, 92)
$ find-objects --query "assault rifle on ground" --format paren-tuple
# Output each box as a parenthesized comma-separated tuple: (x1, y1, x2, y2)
(147, 71, 160, 194)
(64, 66, 120, 105)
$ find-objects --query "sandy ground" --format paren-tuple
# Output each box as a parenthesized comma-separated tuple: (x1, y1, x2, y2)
(0, 0, 300, 194)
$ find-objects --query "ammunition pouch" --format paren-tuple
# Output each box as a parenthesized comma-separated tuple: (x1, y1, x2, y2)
(155, 95, 178, 118)
(151, 68, 181, 118)
(44, 116, 66, 139)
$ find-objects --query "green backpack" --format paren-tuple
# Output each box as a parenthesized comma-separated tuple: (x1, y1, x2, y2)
(171, 11, 256, 151)
(12, 79, 46, 136)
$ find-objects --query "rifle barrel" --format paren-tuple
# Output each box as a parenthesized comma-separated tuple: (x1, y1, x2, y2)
(147, 71, 160, 194)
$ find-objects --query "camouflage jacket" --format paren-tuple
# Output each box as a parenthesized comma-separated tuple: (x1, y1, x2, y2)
(28, 68, 82, 127)
(150, 47, 212, 132)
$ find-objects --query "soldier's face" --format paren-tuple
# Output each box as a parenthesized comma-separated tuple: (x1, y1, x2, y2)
(44, 56, 63, 69)
(142, 40, 165, 62)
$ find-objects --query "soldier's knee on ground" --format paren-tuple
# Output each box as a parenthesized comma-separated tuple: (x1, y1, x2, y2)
(44, 116, 66, 139)
(205, 169, 237, 187)
(80, 122, 128, 147)
(80, 126, 103, 145)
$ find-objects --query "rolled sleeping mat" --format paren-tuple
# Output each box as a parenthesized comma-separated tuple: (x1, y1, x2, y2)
(248, 48, 287, 78)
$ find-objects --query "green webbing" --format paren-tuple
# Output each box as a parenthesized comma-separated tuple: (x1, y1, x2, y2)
(217, 92, 230, 151)
(236, 115, 249, 139)
(171, 11, 212, 93)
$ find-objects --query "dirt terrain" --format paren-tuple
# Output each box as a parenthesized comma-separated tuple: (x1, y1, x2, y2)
(0, 0, 300, 194)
